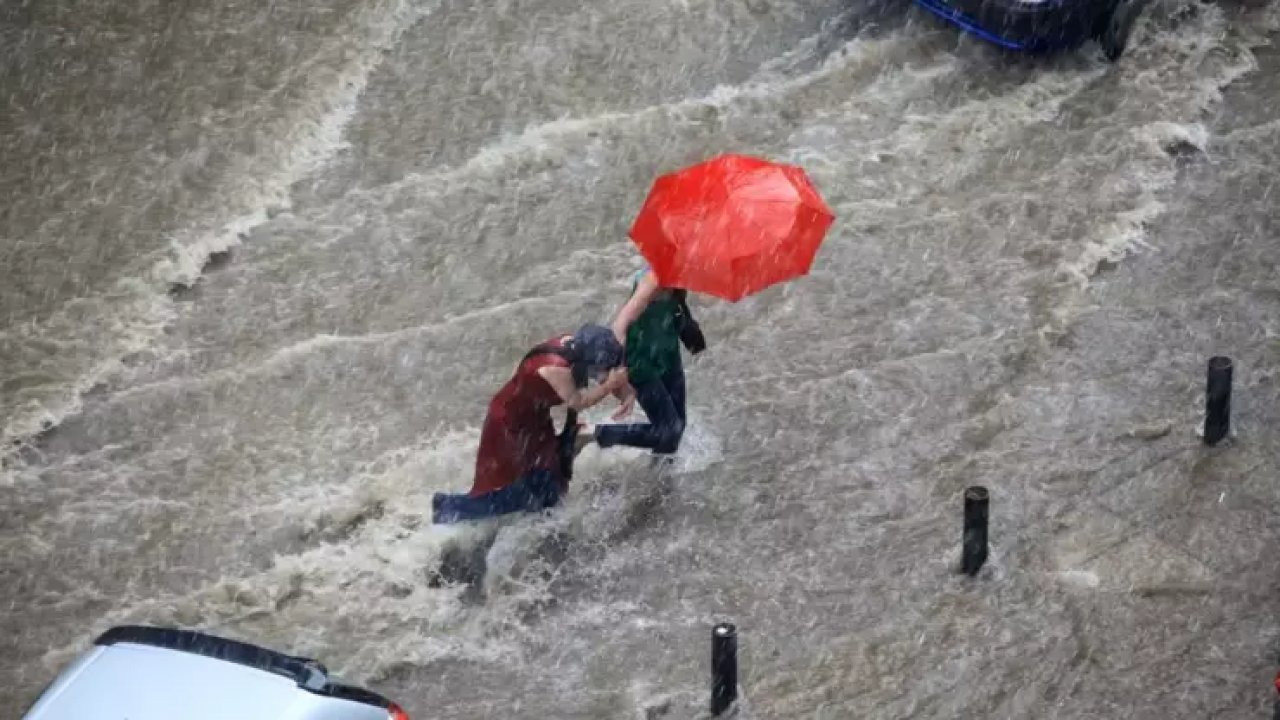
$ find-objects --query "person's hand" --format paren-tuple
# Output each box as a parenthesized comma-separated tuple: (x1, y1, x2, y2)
(611, 387, 636, 420)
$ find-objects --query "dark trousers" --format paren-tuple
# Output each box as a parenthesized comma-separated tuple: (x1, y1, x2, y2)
(432, 468, 561, 524)
(596, 359, 687, 454)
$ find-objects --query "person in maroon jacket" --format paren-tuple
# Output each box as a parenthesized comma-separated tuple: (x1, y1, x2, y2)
(432, 324, 627, 524)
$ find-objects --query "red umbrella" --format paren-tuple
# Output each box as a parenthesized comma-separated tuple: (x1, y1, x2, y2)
(628, 153, 835, 302)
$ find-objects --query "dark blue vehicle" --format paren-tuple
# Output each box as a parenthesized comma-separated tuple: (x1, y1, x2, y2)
(913, 0, 1145, 60)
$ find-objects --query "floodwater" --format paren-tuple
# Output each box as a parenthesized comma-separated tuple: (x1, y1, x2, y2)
(3, 0, 1280, 717)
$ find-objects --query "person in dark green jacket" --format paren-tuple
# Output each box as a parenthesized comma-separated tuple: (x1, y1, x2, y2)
(590, 265, 688, 456)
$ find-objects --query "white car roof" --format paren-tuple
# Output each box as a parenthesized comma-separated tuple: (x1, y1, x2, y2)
(23, 627, 392, 720)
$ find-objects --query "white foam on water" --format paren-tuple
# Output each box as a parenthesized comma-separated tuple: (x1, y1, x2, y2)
(94, 288, 590, 406)
(32, 427, 516, 680)
(1051, 569, 1102, 589)
(1057, 1, 1280, 280)
(151, 0, 438, 287)
(670, 410, 726, 475)
(28, 405, 709, 684)
(1, 0, 436, 468)
(326, 29, 953, 217)
(773, 0, 1280, 358)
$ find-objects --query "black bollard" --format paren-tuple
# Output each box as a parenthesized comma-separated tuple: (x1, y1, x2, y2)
(1203, 356, 1233, 446)
(961, 486, 989, 577)
(710, 622, 738, 716)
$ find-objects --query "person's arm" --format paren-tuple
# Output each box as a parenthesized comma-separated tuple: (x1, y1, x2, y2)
(611, 271, 662, 345)
(608, 367, 630, 396)
(538, 365, 627, 411)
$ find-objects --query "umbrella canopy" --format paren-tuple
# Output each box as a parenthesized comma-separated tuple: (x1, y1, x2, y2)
(628, 153, 835, 302)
